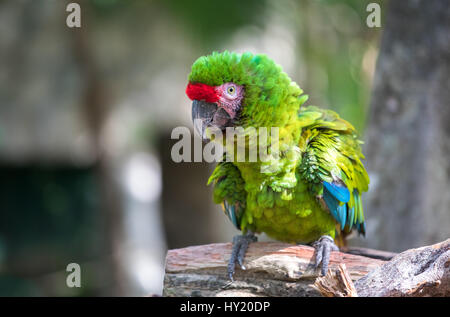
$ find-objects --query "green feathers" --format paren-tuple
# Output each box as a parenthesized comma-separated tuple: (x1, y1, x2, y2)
(189, 51, 304, 128)
(207, 162, 246, 205)
(207, 162, 246, 229)
(189, 51, 369, 243)
(298, 105, 369, 234)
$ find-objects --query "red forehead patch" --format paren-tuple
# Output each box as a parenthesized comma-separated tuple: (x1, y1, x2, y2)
(185, 83, 219, 103)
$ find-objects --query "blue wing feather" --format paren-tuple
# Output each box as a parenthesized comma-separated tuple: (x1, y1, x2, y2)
(323, 181, 350, 203)
(323, 181, 350, 230)
(323, 181, 366, 234)
(337, 203, 347, 230)
(224, 200, 239, 229)
(348, 207, 355, 228)
(323, 188, 339, 221)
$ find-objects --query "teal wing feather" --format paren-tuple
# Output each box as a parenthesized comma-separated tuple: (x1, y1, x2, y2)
(207, 162, 247, 230)
(298, 106, 369, 235)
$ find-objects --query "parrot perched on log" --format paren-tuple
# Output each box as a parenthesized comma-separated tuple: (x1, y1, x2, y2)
(185, 51, 369, 279)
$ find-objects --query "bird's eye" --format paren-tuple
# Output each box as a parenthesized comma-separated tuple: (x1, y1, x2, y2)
(226, 85, 236, 96)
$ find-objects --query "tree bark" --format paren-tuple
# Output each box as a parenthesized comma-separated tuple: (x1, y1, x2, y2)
(163, 242, 385, 297)
(313, 264, 358, 297)
(314, 239, 450, 297)
(163, 240, 449, 297)
(364, 0, 450, 252)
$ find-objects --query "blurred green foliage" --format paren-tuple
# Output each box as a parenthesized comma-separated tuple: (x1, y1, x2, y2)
(162, 0, 267, 45)
(0, 166, 102, 296)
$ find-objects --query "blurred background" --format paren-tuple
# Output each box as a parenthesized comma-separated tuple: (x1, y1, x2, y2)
(0, 0, 448, 296)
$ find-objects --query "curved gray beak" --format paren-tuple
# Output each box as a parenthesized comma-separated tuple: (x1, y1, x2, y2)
(192, 100, 232, 140)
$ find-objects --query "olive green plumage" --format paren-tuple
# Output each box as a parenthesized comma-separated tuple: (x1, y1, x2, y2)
(190, 51, 369, 244)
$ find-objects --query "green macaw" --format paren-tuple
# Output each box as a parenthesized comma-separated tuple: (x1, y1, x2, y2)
(185, 51, 369, 278)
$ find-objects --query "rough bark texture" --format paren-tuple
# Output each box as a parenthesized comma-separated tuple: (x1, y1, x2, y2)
(314, 239, 450, 297)
(343, 246, 397, 261)
(364, 0, 450, 252)
(164, 240, 449, 297)
(163, 242, 384, 297)
(313, 264, 358, 297)
(354, 239, 450, 297)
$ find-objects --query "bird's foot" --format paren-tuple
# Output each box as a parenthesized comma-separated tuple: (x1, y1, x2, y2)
(227, 231, 257, 281)
(312, 235, 339, 276)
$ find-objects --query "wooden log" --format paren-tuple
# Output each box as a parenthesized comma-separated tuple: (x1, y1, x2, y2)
(163, 242, 385, 297)
(354, 239, 450, 296)
(313, 264, 358, 297)
(343, 246, 397, 261)
(314, 239, 450, 297)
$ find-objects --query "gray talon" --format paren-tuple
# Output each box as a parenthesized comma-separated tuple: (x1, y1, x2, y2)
(227, 231, 256, 281)
(313, 235, 339, 276)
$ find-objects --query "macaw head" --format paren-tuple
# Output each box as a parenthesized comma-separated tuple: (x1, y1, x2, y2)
(186, 51, 304, 140)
